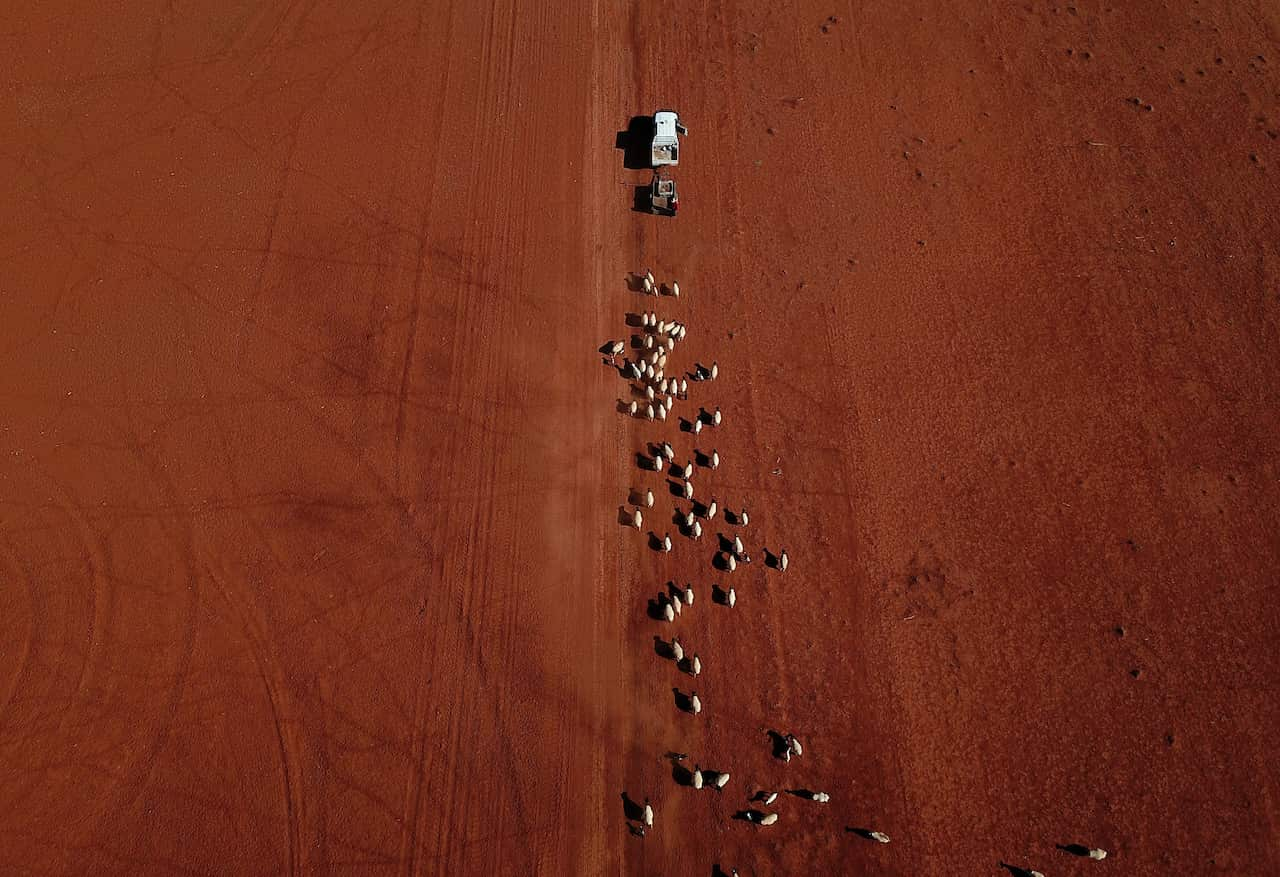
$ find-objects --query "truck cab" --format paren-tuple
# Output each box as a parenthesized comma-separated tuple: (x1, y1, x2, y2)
(651, 110, 688, 167)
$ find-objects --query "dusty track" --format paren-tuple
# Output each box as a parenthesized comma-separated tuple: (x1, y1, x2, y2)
(2, 1, 1278, 875)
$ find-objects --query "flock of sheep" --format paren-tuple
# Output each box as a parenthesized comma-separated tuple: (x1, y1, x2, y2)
(605, 271, 1110, 874)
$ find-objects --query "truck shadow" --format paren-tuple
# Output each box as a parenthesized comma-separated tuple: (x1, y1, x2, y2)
(616, 115, 655, 169)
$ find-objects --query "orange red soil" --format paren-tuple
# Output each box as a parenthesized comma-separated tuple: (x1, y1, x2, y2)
(2, 2, 1278, 875)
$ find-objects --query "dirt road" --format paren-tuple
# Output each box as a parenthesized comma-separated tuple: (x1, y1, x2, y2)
(2, 1, 1278, 875)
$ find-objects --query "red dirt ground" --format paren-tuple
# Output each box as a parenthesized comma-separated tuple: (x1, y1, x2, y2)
(2, 2, 1278, 875)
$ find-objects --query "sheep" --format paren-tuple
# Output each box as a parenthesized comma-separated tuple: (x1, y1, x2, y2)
(646, 404, 655, 420)
(868, 831, 890, 844)
(799, 791, 830, 803)
(690, 654, 701, 676)
(666, 337, 675, 352)
(759, 813, 778, 826)
(657, 319, 667, 334)
(646, 385, 655, 401)
(780, 549, 789, 572)
(671, 637, 684, 663)
(659, 378, 669, 394)
(727, 554, 737, 572)
(657, 405, 667, 422)
(762, 791, 778, 805)
(629, 401, 638, 417)
(643, 800, 654, 827)
(682, 460, 694, 479)
(644, 334, 655, 350)
(650, 454, 664, 471)
(648, 350, 660, 365)
(645, 363, 655, 381)
(1060, 845, 1109, 860)
(710, 361, 719, 380)
(740, 508, 749, 526)
(663, 533, 673, 553)
(628, 362, 642, 380)
(692, 767, 704, 790)
(733, 535, 744, 557)
(713, 770, 728, 789)
(727, 587, 736, 607)
(645, 489, 655, 508)
(693, 419, 703, 434)
(663, 603, 675, 623)
(671, 594, 681, 615)
(707, 499, 718, 520)
(646, 269, 655, 287)
(786, 734, 803, 756)
(684, 510, 696, 528)
(683, 585, 694, 605)
(683, 480, 694, 500)
(1088, 849, 1108, 861)
(671, 281, 680, 297)
(609, 340, 625, 357)
(710, 449, 720, 469)
(679, 378, 688, 398)
(632, 509, 643, 530)
(712, 407, 722, 426)
(661, 441, 675, 461)
(692, 520, 703, 540)
(689, 692, 701, 714)
(658, 353, 668, 368)
(643, 276, 653, 295)
(664, 396, 674, 412)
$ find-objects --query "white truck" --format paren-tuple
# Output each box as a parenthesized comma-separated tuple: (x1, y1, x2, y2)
(651, 110, 688, 167)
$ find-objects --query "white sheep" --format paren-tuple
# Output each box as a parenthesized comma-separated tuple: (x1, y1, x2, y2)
(645, 363, 655, 380)
(646, 269, 655, 286)
(645, 489, 654, 508)
(780, 550, 789, 572)
(787, 734, 803, 756)
(684, 510, 695, 528)
(663, 603, 675, 623)
(710, 449, 720, 469)
(657, 405, 667, 422)
(671, 594, 682, 616)
(762, 791, 778, 805)
(692, 768, 704, 790)
(659, 378, 669, 394)
(727, 554, 736, 572)
(690, 692, 701, 714)
(1088, 849, 1108, 861)
(727, 587, 736, 607)
(610, 340, 625, 356)
(662, 441, 675, 460)
(643, 800, 654, 827)
(651, 454, 664, 471)
(666, 337, 675, 352)
(733, 535, 744, 556)
(679, 378, 688, 398)
(710, 361, 719, 380)
(657, 319, 667, 334)
(633, 509, 643, 530)
(690, 654, 701, 676)
(693, 419, 703, 434)
(646, 404, 655, 420)
(629, 401, 638, 417)
(707, 499, 718, 520)
(628, 362, 642, 380)
(682, 460, 694, 479)
(692, 520, 703, 539)
(648, 351, 660, 365)
(644, 334, 654, 350)
(664, 396, 673, 412)
(663, 533, 673, 553)
(713, 770, 728, 789)
(759, 813, 778, 826)
(671, 637, 684, 662)
(657, 353, 668, 368)
(683, 586, 694, 605)
(712, 407, 722, 426)
(646, 385, 655, 401)
(868, 831, 890, 844)
(740, 508, 749, 526)
(671, 281, 680, 297)
(799, 791, 829, 802)
(683, 481, 694, 500)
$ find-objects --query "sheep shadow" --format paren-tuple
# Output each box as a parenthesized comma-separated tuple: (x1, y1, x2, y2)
(711, 584, 732, 605)
(1055, 844, 1094, 857)
(635, 452, 657, 472)
(625, 273, 650, 293)
(732, 809, 765, 823)
(711, 867, 733, 877)
(625, 312, 645, 327)
(672, 688, 696, 713)
(653, 636, 675, 660)
(620, 791, 644, 821)
(647, 532, 667, 552)
(767, 730, 791, 760)
(763, 548, 780, 569)
(616, 115, 655, 170)
(679, 417, 695, 433)
(997, 864, 1038, 877)
(716, 533, 735, 553)
(785, 788, 817, 799)
(694, 449, 712, 468)
(712, 553, 732, 572)
(724, 509, 742, 526)
(667, 479, 685, 497)
(617, 506, 636, 527)
(672, 763, 696, 786)
(647, 596, 670, 621)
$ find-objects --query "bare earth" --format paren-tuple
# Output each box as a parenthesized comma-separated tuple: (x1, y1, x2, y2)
(2, 2, 1278, 875)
